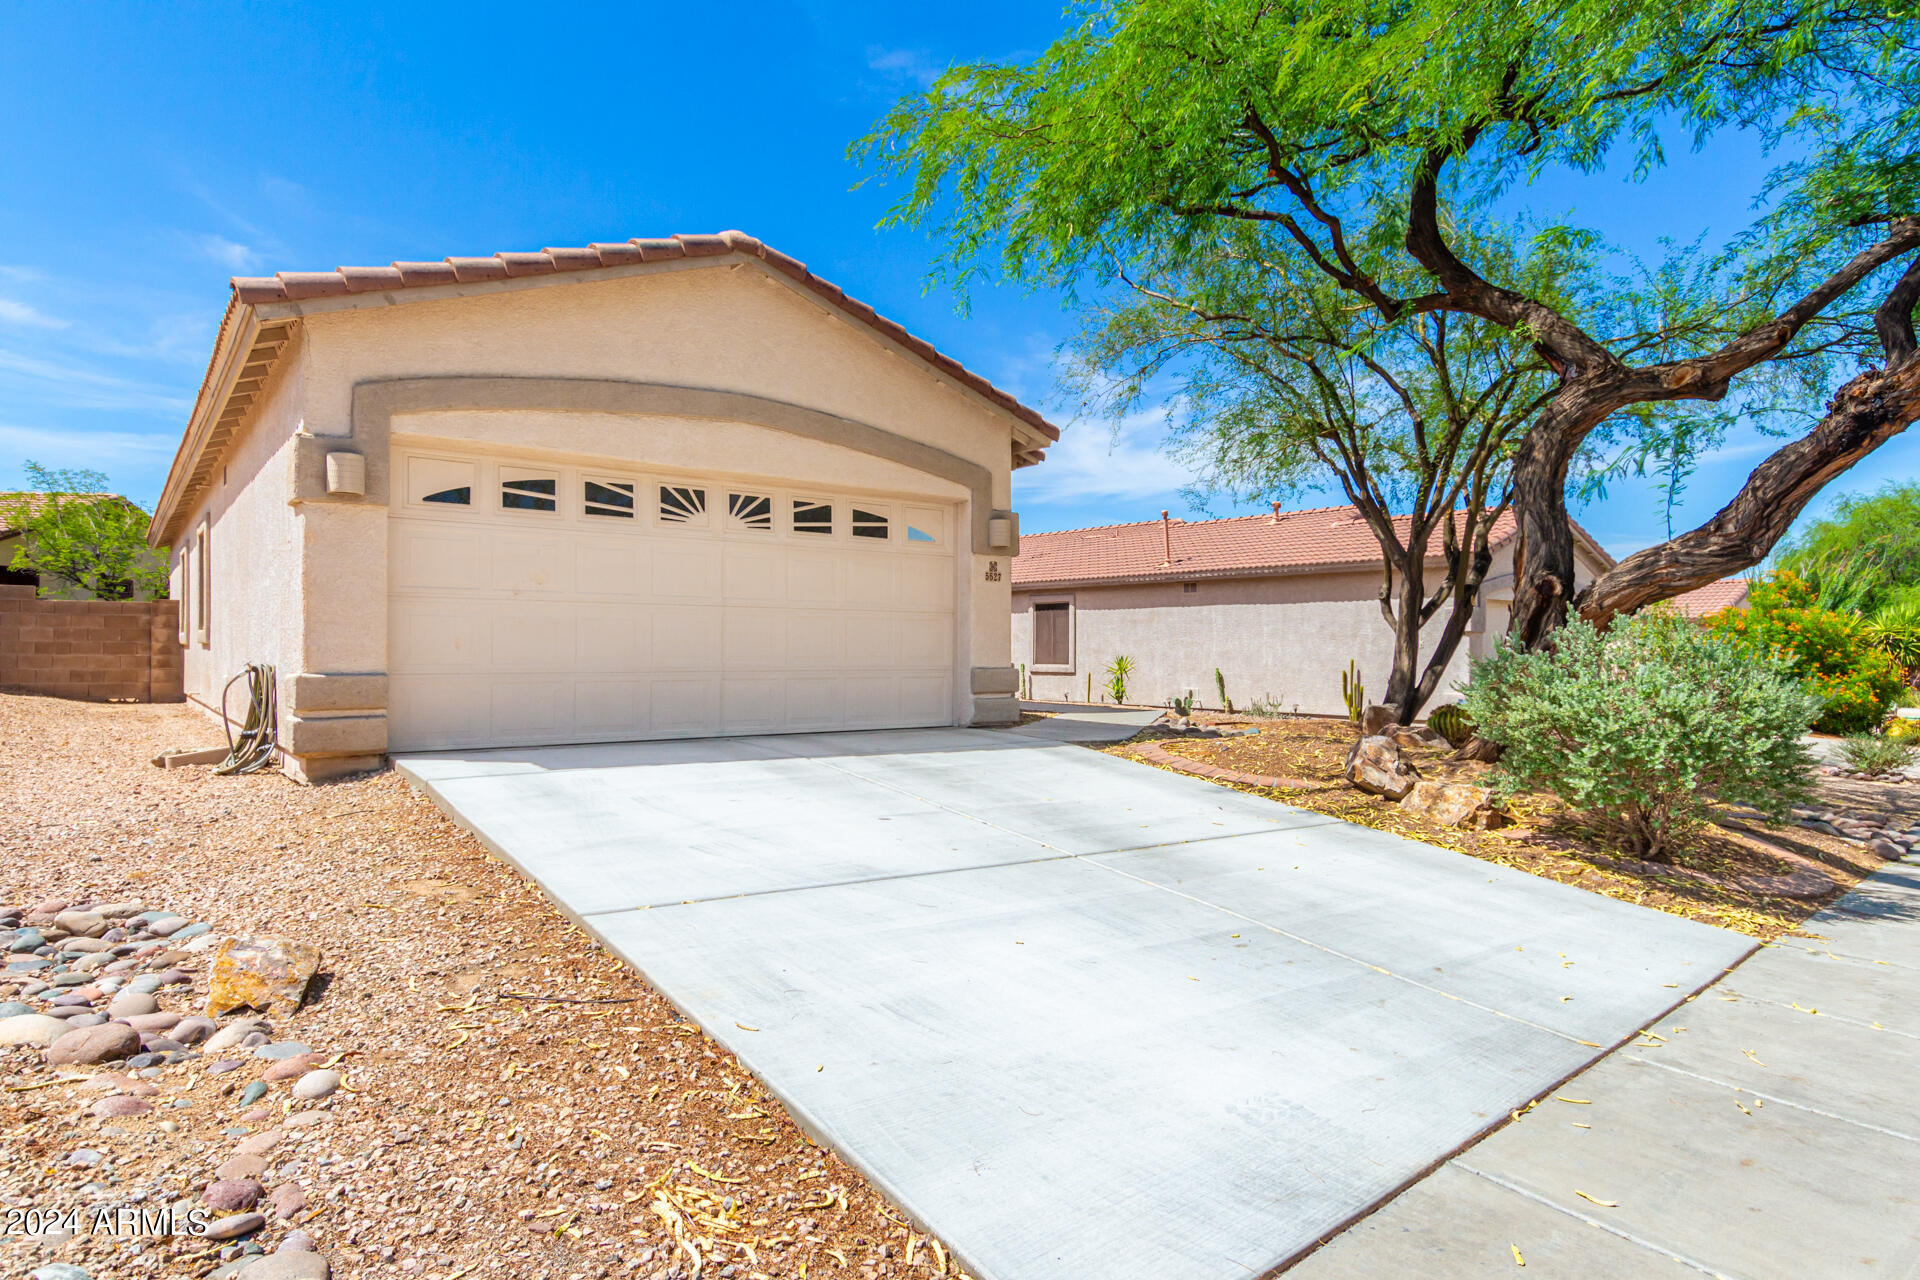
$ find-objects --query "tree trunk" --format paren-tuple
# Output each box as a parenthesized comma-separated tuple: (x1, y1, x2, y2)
(1575, 283, 1920, 628)
(1504, 427, 1580, 649)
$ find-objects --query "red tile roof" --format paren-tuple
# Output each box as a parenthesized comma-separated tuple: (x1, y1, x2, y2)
(1011, 504, 1613, 587)
(228, 230, 1058, 443)
(1670, 578, 1753, 617)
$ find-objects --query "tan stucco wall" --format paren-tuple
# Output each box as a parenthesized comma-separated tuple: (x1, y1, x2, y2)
(167, 260, 1024, 770)
(173, 331, 310, 734)
(1012, 542, 1610, 716)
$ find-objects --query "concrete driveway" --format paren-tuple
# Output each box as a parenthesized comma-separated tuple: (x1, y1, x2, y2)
(397, 726, 1754, 1280)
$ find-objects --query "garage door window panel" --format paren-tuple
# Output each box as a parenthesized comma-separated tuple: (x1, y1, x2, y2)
(727, 492, 773, 533)
(584, 479, 636, 519)
(1033, 601, 1073, 672)
(659, 485, 709, 527)
(500, 468, 559, 513)
(851, 506, 890, 541)
(408, 456, 477, 509)
(903, 504, 944, 547)
(793, 498, 834, 536)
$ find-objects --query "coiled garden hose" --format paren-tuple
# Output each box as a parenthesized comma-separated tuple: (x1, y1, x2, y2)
(214, 662, 279, 775)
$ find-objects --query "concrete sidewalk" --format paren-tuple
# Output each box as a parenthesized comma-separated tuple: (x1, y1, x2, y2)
(1291, 855, 1920, 1278)
(1009, 701, 1164, 743)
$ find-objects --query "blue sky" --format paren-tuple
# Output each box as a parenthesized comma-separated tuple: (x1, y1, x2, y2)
(1, 2, 1911, 560)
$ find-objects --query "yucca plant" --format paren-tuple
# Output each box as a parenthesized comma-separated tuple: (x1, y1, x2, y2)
(1865, 596, 1920, 672)
(1105, 655, 1135, 704)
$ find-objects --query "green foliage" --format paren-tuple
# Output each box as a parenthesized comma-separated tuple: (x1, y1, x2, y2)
(1864, 596, 1920, 671)
(1214, 667, 1228, 711)
(1169, 690, 1196, 717)
(1461, 613, 1819, 861)
(1341, 659, 1365, 723)
(1104, 654, 1135, 704)
(1, 462, 166, 601)
(1887, 717, 1920, 743)
(1428, 704, 1476, 748)
(1707, 572, 1907, 733)
(1776, 483, 1920, 613)
(1840, 733, 1919, 776)
(1246, 692, 1287, 716)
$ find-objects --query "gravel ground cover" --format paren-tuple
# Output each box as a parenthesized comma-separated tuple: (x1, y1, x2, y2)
(1106, 711, 1905, 940)
(0, 692, 959, 1280)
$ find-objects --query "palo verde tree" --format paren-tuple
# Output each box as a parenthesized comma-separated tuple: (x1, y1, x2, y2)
(857, 0, 1920, 650)
(1071, 218, 1580, 720)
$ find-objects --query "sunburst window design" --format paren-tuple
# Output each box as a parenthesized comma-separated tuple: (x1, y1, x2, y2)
(728, 492, 773, 531)
(659, 485, 708, 524)
(585, 480, 635, 519)
(793, 499, 833, 535)
(423, 486, 471, 505)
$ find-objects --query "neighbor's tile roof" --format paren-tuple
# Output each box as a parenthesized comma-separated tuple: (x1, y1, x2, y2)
(1011, 504, 1612, 587)
(228, 230, 1059, 443)
(0, 492, 122, 538)
(1670, 577, 1753, 617)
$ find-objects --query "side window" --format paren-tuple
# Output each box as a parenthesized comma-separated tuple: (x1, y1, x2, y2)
(1033, 601, 1071, 669)
(194, 523, 211, 647)
(176, 549, 190, 645)
(792, 498, 833, 536)
(500, 468, 558, 513)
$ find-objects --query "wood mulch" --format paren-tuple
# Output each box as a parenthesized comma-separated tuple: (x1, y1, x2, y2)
(1104, 711, 1899, 941)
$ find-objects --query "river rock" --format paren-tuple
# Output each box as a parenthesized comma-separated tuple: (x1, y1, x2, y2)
(47, 1022, 142, 1065)
(0, 1000, 31, 1018)
(291, 1069, 340, 1101)
(206, 938, 320, 1017)
(204, 1211, 265, 1241)
(1344, 735, 1420, 800)
(91, 1095, 152, 1119)
(172, 1015, 217, 1046)
(124, 1011, 182, 1032)
(270, 1186, 308, 1219)
(0, 1013, 71, 1047)
(215, 1154, 269, 1181)
(246, 1252, 330, 1279)
(108, 991, 160, 1018)
(235, 1128, 283, 1156)
(204, 1019, 270, 1053)
(202, 1178, 265, 1212)
(261, 1053, 314, 1081)
(54, 911, 108, 939)
(255, 1041, 312, 1061)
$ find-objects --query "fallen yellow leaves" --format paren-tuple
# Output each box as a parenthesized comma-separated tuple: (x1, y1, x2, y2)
(691, 1163, 748, 1185)
(1574, 1190, 1618, 1208)
(1511, 1243, 1526, 1266)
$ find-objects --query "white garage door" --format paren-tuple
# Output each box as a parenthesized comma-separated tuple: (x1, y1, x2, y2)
(387, 447, 958, 751)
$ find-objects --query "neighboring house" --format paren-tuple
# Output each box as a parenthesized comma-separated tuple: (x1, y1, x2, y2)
(1670, 577, 1753, 618)
(0, 492, 164, 600)
(1012, 504, 1615, 717)
(148, 231, 1055, 782)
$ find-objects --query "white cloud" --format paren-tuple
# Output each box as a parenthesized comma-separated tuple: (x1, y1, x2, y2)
(865, 46, 943, 90)
(1014, 401, 1205, 507)
(0, 349, 195, 414)
(0, 298, 67, 329)
(192, 234, 261, 271)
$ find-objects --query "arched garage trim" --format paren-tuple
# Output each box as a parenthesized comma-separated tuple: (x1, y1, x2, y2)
(292, 376, 1000, 552)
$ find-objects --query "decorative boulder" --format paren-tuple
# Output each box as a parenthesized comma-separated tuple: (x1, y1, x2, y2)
(206, 937, 321, 1017)
(1401, 780, 1508, 829)
(1359, 704, 1398, 737)
(1388, 723, 1447, 750)
(1344, 736, 1420, 800)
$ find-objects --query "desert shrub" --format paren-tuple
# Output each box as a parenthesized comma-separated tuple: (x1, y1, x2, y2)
(1840, 733, 1919, 775)
(1708, 571, 1906, 734)
(1460, 613, 1819, 862)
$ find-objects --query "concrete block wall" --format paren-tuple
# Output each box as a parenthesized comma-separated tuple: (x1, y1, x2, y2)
(0, 584, 184, 703)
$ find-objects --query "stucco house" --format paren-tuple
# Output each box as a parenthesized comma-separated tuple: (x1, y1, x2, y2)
(1011, 505, 1614, 716)
(148, 231, 1054, 781)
